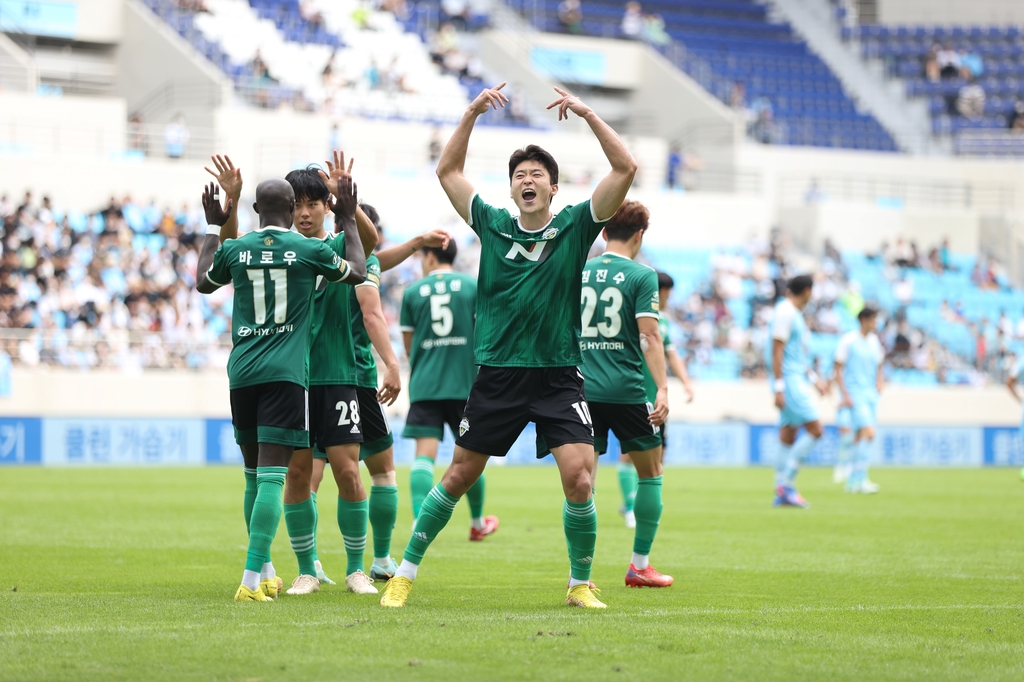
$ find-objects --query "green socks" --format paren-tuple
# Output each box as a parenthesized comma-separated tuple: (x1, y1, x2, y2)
(466, 473, 486, 519)
(409, 456, 435, 518)
(243, 467, 258, 533)
(563, 498, 598, 581)
(310, 490, 319, 564)
(369, 485, 398, 560)
(337, 497, 368, 575)
(284, 496, 317, 577)
(617, 462, 638, 512)
(245, 467, 287, 572)
(404, 483, 458, 565)
(633, 476, 663, 556)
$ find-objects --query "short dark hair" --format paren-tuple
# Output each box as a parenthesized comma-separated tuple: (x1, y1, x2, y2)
(604, 201, 648, 242)
(788, 274, 814, 296)
(359, 203, 380, 228)
(508, 145, 559, 185)
(657, 271, 674, 291)
(284, 165, 330, 204)
(423, 240, 457, 265)
(858, 304, 879, 321)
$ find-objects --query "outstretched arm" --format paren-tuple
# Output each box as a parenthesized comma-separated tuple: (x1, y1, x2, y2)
(546, 87, 637, 221)
(320, 150, 378, 256)
(356, 286, 401, 406)
(666, 348, 695, 403)
(377, 229, 452, 272)
(196, 183, 233, 294)
(437, 83, 509, 222)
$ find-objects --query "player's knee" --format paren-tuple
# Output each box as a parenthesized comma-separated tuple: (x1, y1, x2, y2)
(440, 464, 476, 497)
(335, 467, 363, 498)
(564, 468, 593, 502)
(286, 465, 311, 491)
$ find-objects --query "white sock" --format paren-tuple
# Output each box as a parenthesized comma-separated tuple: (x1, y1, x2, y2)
(471, 517, 485, 531)
(314, 559, 323, 572)
(260, 561, 275, 580)
(632, 552, 650, 570)
(242, 569, 261, 591)
(568, 577, 589, 588)
(373, 556, 391, 567)
(395, 559, 418, 581)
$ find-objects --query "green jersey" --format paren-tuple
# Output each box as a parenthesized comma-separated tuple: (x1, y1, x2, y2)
(578, 253, 659, 404)
(308, 232, 358, 386)
(469, 194, 607, 367)
(349, 254, 381, 388)
(399, 269, 477, 402)
(643, 314, 673, 403)
(205, 226, 352, 389)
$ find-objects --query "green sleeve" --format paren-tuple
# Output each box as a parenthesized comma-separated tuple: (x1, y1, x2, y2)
(399, 284, 415, 331)
(468, 194, 502, 236)
(635, 269, 660, 320)
(659, 316, 674, 352)
(569, 200, 607, 250)
(360, 255, 381, 289)
(329, 233, 347, 259)
(312, 240, 349, 282)
(205, 242, 232, 288)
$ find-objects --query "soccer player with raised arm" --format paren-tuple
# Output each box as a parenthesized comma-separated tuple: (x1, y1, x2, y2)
(576, 201, 673, 587)
(833, 305, 883, 494)
(770, 275, 829, 509)
(379, 82, 637, 609)
(618, 270, 694, 529)
(194, 176, 366, 602)
(399, 239, 497, 540)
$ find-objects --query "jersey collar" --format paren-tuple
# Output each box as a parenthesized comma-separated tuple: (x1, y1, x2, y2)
(600, 251, 633, 261)
(255, 225, 290, 232)
(426, 268, 454, 276)
(514, 213, 554, 235)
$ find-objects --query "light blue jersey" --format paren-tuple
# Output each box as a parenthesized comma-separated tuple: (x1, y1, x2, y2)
(835, 331, 884, 430)
(771, 298, 818, 427)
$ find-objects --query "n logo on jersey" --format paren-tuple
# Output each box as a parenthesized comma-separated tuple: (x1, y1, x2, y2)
(505, 241, 549, 262)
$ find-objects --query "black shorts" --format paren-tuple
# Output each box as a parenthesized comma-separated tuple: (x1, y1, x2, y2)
(308, 384, 363, 455)
(356, 386, 393, 460)
(230, 381, 308, 448)
(590, 401, 662, 455)
(659, 423, 667, 451)
(402, 399, 466, 441)
(456, 366, 594, 458)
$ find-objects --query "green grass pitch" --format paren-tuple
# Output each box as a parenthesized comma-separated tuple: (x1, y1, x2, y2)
(1, 466, 1022, 681)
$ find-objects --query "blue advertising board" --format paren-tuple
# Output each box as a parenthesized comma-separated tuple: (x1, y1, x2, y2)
(0, 1, 77, 39)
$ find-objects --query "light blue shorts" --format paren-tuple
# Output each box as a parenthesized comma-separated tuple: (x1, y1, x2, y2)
(779, 377, 819, 427)
(836, 405, 853, 431)
(850, 392, 879, 431)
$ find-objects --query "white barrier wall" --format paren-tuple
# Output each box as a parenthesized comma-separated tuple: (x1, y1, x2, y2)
(876, 0, 1024, 26)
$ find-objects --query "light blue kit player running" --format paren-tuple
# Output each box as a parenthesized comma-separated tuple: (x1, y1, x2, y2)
(1004, 352, 1024, 481)
(833, 306, 884, 494)
(769, 275, 829, 508)
(833, 395, 854, 484)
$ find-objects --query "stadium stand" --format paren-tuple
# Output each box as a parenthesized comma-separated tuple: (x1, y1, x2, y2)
(139, 0, 472, 122)
(499, 0, 898, 151)
(841, 20, 1024, 156)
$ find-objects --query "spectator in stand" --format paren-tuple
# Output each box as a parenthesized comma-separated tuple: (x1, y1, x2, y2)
(641, 14, 671, 46)
(958, 47, 984, 79)
(621, 2, 643, 39)
(441, 0, 469, 31)
(1009, 100, 1024, 131)
(889, 237, 913, 268)
(939, 238, 953, 271)
(957, 77, 985, 120)
(749, 97, 775, 144)
(300, 0, 324, 34)
(429, 23, 459, 65)
(936, 43, 960, 79)
(128, 114, 147, 156)
(558, 0, 583, 35)
(163, 114, 189, 160)
(666, 145, 683, 190)
(729, 81, 747, 110)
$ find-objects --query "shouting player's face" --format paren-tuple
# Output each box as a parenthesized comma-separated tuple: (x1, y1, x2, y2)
(510, 160, 557, 217)
(294, 198, 329, 238)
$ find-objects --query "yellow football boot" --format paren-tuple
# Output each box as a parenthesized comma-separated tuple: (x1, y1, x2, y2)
(565, 584, 607, 609)
(235, 584, 273, 602)
(260, 576, 283, 599)
(379, 576, 413, 608)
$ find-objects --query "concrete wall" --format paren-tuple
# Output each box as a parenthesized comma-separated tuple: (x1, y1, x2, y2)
(75, 0, 125, 44)
(0, 90, 125, 156)
(877, 0, 1024, 26)
(3, 368, 1020, 426)
(0, 32, 36, 91)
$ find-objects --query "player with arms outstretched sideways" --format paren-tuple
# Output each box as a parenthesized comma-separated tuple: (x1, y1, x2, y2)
(379, 82, 636, 609)
(195, 176, 366, 602)
(576, 201, 673, 588)
(770, 275, 829, 509)
(833, 305, 883, 494)
(399, 239, 498, 540)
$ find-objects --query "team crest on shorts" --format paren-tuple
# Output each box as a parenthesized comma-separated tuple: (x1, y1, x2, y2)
(459, 418, 470, 436)
(542, 227, 558, 240)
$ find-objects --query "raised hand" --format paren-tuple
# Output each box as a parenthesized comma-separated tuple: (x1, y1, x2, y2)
(468, 82, 508, 116)
(546, 86, 592, 121)
(201, 182, 233, 226)
(203, 154, 242, 200)
(333, 174, 358, 221)
(420, 229, 452, 249)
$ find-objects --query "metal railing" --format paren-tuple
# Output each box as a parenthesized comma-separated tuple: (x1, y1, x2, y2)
(779, 174, 1017, 211)
(0, 328, 231, 371)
